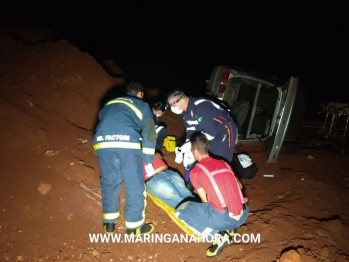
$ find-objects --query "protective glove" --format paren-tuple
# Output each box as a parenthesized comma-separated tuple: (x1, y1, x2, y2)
(183, 151, 196, 168)
(145, 163, 155, 178)
(175, 147, 183, 164)
(180, 141, 191, 153)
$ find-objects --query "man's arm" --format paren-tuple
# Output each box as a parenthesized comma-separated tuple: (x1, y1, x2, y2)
(226, 163, 248, 202)
(236, 176, 243, 189)
(232, 172, 249, 203)
(196, 187, 208, 203)
(226, 162, 243, 189)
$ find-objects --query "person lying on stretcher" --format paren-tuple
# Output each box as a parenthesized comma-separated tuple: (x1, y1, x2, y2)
(143, 153, 196, 209)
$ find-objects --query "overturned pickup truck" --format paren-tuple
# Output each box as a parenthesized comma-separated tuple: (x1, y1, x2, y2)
(207, 66, 306, 163)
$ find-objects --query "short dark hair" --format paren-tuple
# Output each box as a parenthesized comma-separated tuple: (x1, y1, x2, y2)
(167, 90, 185, 103)
(190, 132, 209, 154)
(126, 81, 144, 94)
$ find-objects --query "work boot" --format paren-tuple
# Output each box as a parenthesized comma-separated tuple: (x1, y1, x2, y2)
(206, 231, 230, 257)
(226, 228, 238, 237)
(103, 222, 116, 234)
(126, 223, 155, 236)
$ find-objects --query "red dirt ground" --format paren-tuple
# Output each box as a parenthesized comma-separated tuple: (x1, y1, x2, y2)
(1, 36, 349, 262)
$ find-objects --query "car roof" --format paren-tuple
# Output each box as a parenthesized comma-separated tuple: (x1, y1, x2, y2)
(225, 66, 285, 86)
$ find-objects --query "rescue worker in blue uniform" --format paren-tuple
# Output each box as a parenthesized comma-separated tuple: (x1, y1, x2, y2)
(93, 81, 157, 235)
(167, 91, 237, 163)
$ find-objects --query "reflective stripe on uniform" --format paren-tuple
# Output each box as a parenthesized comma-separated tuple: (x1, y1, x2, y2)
(106, 100, 143, 120)
(103, 211, 120, 220)
(194, 99, 221, 109)
(125, 219, 145, 229)
(155, 126, 164, 133)
(202, 132, 215, 140)
(186, 127, 196, 131)
(94, 142, 141, 151)
(142, 147, 155, 155)
(194, 99, 208, 105)
(186, 120, 199, 125)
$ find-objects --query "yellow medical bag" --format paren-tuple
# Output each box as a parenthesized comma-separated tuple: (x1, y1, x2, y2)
(163, 135, 177, 152)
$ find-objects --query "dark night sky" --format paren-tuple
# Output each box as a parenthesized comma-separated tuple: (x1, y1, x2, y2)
(1, 0, 349, 105)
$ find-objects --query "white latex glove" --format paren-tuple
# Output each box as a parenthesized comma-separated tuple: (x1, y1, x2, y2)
(145, 163, 155, 177)
(183, 151, 196, 169)
(180, 141, 191, 153)
(175, 147, 183, 164)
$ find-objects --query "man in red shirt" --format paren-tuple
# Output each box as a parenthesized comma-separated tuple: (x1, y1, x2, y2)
(176, 133, 249, 257)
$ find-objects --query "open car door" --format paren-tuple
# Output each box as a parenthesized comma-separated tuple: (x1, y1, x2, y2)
(264, 77, 299, 163)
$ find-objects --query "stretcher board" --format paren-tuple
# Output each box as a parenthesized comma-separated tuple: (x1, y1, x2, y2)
(147, 193, 204, 242)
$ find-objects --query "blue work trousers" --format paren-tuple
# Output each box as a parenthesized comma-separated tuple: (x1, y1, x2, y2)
(98, 151, 146, 229)
(176, 202, 249, 238)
